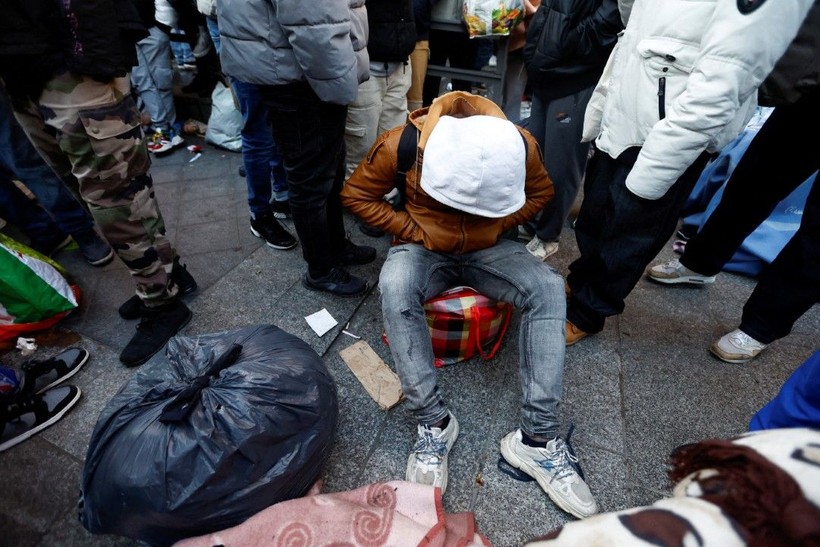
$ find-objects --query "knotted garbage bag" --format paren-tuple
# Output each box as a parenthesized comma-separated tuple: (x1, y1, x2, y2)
(79, 324, 338, 545)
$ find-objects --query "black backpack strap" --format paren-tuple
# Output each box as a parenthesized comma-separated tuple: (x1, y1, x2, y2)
(393, 123, 419, 210)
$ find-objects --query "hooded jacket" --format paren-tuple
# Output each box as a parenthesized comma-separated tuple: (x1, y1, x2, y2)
(341, 92, 553, 254)
(217, 0, 369, 106)
(582, 0, 814, 201)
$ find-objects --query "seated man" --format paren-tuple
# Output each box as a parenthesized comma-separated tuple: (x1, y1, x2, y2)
(341, 91, 598, 519)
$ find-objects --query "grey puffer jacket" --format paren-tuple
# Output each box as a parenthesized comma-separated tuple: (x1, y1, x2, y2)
(217, 0, 369, 105)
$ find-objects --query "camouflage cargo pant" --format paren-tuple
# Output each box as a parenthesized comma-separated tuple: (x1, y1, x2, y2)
(11, 72, 178, 305)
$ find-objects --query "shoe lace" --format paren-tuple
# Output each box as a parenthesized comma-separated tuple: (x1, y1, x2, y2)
(412, 427, 448, 465)
(326, 267, 351, 283)
(539, 438, 580, 482)
(730, 330, 761, 349)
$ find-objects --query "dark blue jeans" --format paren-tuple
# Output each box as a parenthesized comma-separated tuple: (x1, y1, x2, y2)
(260, 82, 348, 274)
(568, 147, 710, 333)
(0, 89, 93, 244)
(231, 78, 288, 218)
(681, 93, 820, 344)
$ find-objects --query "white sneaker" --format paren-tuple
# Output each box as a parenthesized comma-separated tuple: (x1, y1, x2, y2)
(710, 329, 768, 363)
(526, 236, 559, 261)
(406, 412, 459, 493)
(646, 258, 716, 285)
(500, 429, 598, 518)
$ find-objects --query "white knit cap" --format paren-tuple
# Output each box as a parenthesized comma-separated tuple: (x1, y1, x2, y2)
(420, 115, 526, 218)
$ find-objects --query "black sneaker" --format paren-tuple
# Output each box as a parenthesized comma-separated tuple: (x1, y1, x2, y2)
(20, 347, 89, 395)
(271, 199, 291, 219)
(303, 267, 368, 297)
(118, 257, 197, 320)
(357, 221, 385, 238)
(0, 385, 82, 452)
(339, 239, 376, 266)
(32, 234, 72, 257)
(119, 300, 192, 367)
(73, 230, 114, 266)
(250, 213, 297, 250)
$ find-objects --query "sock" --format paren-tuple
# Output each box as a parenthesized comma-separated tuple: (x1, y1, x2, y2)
(521, 431, 548, 448)
(428, 415, 450, 430)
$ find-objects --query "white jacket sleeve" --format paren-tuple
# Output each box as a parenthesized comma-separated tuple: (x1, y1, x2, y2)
(625, 0, 813, 200)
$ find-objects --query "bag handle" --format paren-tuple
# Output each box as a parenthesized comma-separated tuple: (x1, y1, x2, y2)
(159, 343, 243, 423)
(471, 303, 512, 361)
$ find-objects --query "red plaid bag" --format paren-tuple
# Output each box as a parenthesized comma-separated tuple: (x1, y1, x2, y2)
(424, 286, 512, 368)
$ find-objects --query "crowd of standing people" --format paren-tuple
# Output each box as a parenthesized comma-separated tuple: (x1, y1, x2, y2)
(0, 0, 817, 524)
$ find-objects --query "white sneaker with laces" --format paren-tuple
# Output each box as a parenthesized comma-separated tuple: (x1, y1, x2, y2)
(526, 236, 559, 261)
(646, 258, 716, 285)
(500, 429, 598, 518)
(406, 412, 459, 493)
(710, 329, 768, 363)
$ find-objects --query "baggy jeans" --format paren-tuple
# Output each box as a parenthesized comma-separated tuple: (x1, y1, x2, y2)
(379, 239, 566, 439)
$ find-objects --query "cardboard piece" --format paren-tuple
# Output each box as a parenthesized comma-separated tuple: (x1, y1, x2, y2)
(340, 341, 404, 410)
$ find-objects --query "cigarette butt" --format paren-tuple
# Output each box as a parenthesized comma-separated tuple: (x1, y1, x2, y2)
(189, 153, 202, 163)
(342, 330, 361, 340)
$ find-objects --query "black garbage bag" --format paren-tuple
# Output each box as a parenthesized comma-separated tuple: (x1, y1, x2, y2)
(79, 324, 338, 545)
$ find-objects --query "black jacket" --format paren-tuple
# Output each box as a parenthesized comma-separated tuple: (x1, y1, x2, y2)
(367, 0, 417, 63)
(758, 0, 820, 106)
(0, 0, 147, 98)
(523, 0, 622, 96)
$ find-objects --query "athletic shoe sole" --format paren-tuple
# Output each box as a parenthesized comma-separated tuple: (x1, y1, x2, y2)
(647, 274, 716, 285)
(35, 348, 90, 394)
(499, 434, 594, 519)
(249, 226, 297, 250)
(709, 344, 761, 364)
(85, 248, 115, 267)
(0, 386, 82, 452)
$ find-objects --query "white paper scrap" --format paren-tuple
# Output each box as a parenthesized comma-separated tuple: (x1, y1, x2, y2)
(305, 308, 338, 337)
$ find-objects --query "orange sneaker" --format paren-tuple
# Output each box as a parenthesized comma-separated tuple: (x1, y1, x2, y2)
(566, 321, 588, 346)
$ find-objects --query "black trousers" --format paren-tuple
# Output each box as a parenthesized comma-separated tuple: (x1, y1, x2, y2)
(680, 91, 820, 344)
(567, 147, 710, 333)
(260, 82, 349, 275)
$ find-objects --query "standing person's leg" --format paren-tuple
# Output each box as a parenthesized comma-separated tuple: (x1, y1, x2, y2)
(11, 73, 192, 366)
(463, 239, 597, 518)
(736, 180, 820, 344)
(568, 150, 710, 336)
(132, 26, 176, 132)
(407, 40, 430, 112)
(344, 77, 386, 179)
(680, 95, 820, 276)
(528, 86, 595, 258)
(231, 78, 296, 250)
(378, 66, 412, 135)
(379, 243, 460, 492)
(502, 49, 526, 122)
(423, 29, 448, 106)
(262, 82, 369, 296)
(0, 178, 70, 255)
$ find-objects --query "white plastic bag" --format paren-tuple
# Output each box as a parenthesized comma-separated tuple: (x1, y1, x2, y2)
(463, 0, 524, 38)
(205, 81, 243, 152)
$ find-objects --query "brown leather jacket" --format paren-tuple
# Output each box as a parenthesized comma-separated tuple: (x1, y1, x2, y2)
(341, 92, 553, 254)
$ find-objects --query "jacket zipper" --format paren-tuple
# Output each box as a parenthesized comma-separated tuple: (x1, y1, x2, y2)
(658, 77, 666, 120)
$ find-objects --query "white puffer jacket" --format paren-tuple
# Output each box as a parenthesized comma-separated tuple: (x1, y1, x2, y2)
(583, 0, 813, 200)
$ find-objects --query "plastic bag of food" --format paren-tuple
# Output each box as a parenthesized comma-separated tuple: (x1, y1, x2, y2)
(463, 0, 524, 38)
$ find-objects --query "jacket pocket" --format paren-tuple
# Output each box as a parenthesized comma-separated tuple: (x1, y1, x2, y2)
(637, 37, 699, 122)
(77, 97, 143, 158)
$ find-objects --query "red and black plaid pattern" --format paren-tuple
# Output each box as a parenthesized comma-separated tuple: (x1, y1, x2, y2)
(424, 286, 512, 368)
